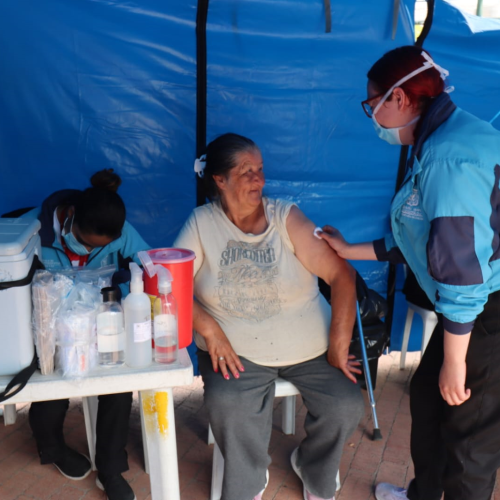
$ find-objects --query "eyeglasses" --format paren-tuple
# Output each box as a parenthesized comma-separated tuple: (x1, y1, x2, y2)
(361, 91, 386, 118)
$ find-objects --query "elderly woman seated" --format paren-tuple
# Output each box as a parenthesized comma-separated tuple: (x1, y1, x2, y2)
(174, 133, 364, 500)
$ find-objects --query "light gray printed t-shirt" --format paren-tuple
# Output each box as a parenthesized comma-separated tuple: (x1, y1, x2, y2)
(174, 197, 331, 366)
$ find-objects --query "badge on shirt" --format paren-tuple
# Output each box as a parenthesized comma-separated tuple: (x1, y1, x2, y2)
(402, 188, 424, 221)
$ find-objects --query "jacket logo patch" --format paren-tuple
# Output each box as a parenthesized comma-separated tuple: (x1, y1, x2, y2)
(402, 189, 424, 221)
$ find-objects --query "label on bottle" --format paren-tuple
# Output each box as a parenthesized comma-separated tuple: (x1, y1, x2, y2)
(154, 314, 177, 339)
(98, 330, 125, 353)
(133, 321, 152, 343)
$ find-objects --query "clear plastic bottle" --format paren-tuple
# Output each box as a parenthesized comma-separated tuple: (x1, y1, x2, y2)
(124, 263, 152, 368)
(153, 269, 178, 364)
(97, 287, 125, 367)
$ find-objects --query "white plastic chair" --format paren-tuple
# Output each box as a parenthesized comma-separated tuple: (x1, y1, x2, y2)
(0, 404, 17, 425)
(209, 378, 340, 500)
(400, 301, 438, 370)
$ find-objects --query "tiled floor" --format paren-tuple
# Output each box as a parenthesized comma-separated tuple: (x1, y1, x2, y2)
(1, 351, 500, 500)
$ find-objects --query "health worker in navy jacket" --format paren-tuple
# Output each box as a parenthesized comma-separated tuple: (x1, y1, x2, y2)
(26, 169, 149, 500)
(319, 46, 500, 500)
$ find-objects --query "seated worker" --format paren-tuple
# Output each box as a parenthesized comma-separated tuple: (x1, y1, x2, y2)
(174, 133, 365, 500)
(23, 169, 149, 500)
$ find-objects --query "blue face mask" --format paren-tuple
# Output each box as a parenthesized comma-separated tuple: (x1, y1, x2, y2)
(63, 216, 90, 256)
(372, 114, 420, 146)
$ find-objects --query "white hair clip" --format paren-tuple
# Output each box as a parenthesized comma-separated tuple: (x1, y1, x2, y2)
(421, 51, 450, 81)
(194, 154, 206, 178)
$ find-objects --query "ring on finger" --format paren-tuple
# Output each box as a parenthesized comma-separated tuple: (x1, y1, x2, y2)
(218, 356, 225, 362)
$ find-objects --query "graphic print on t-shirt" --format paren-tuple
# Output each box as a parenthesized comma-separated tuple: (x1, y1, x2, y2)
(217, 240, 280, 321)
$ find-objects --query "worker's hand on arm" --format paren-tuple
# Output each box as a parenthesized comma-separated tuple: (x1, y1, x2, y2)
(193, 301, 245, 380)
(287, 207, 361, 383)
(318, 225, 378, 261)
(439, 330, 471, 405)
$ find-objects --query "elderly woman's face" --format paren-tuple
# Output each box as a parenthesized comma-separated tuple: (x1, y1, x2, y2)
(215, 148, 265, 210)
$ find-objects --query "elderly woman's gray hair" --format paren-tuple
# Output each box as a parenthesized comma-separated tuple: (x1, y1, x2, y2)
(202, 133, 258, 200)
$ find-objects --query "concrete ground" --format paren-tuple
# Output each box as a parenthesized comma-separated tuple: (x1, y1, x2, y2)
(2, 351, 500, 500)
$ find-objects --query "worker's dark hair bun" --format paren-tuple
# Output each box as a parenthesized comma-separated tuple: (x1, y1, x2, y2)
(74, 169, 125, 238)
(90, 169, 122, 193)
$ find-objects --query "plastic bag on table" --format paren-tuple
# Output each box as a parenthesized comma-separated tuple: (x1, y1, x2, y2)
(31, 270, 73, 374)
(55, 281, 101, 379)
(55, 265, 116, 289)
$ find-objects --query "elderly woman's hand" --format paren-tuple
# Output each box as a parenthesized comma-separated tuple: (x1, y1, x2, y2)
(204, 328, 245, 380)
(327, 348, 362, 384)
(193, 301, 245, 380)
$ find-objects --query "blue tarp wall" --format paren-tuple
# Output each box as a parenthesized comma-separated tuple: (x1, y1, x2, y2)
(1, 0, 499, 352)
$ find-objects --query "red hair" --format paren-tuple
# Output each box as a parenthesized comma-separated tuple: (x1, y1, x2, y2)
(367, 46, 445, 110)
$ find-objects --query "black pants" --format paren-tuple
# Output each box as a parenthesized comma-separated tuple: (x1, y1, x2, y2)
(29, 392, 132, 476)
(407, 290, 500, 500)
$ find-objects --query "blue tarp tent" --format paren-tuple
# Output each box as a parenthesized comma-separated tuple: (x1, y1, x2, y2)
(1, 0, 499, 351)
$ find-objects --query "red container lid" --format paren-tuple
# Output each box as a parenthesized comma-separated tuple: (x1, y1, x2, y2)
(147, 248, 195, 264)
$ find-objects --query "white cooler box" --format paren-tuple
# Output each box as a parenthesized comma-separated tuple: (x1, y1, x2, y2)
(0, 218, 41, 377)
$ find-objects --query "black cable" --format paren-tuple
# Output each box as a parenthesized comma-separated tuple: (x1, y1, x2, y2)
(196, 0, 210, 207)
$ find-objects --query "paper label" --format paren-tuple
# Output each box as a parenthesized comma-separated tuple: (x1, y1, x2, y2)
(97, 331, 125, 353)
(133, 321, 152, 343)
(154, 314, 177, 339)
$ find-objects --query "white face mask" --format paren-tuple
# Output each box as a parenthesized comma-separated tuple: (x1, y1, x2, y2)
(370, 51, 450, 146)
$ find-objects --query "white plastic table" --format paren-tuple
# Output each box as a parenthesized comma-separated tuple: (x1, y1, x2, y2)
(0, 348, 193, 500)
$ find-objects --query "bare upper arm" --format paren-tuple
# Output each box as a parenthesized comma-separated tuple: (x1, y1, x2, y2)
(286, 205, 353, 285)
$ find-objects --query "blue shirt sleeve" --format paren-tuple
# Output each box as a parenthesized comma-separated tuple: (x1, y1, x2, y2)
(420, 159, 495, 334)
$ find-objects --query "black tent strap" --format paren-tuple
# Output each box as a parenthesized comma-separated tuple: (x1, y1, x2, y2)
(385, 0, 436, 342)
(324, 0, 332, 33)
(392, 0, 400, 40)
(416, 0, 436, 48)
(196, 0, 210, 206)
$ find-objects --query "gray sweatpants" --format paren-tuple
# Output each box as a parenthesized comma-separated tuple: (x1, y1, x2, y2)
(198, 351, 364, 500)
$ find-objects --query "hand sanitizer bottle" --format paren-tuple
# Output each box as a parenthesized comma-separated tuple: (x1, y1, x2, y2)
(124, 262, 152, 368)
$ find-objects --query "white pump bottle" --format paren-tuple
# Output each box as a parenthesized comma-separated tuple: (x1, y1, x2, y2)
(123, 262, 152, 368)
